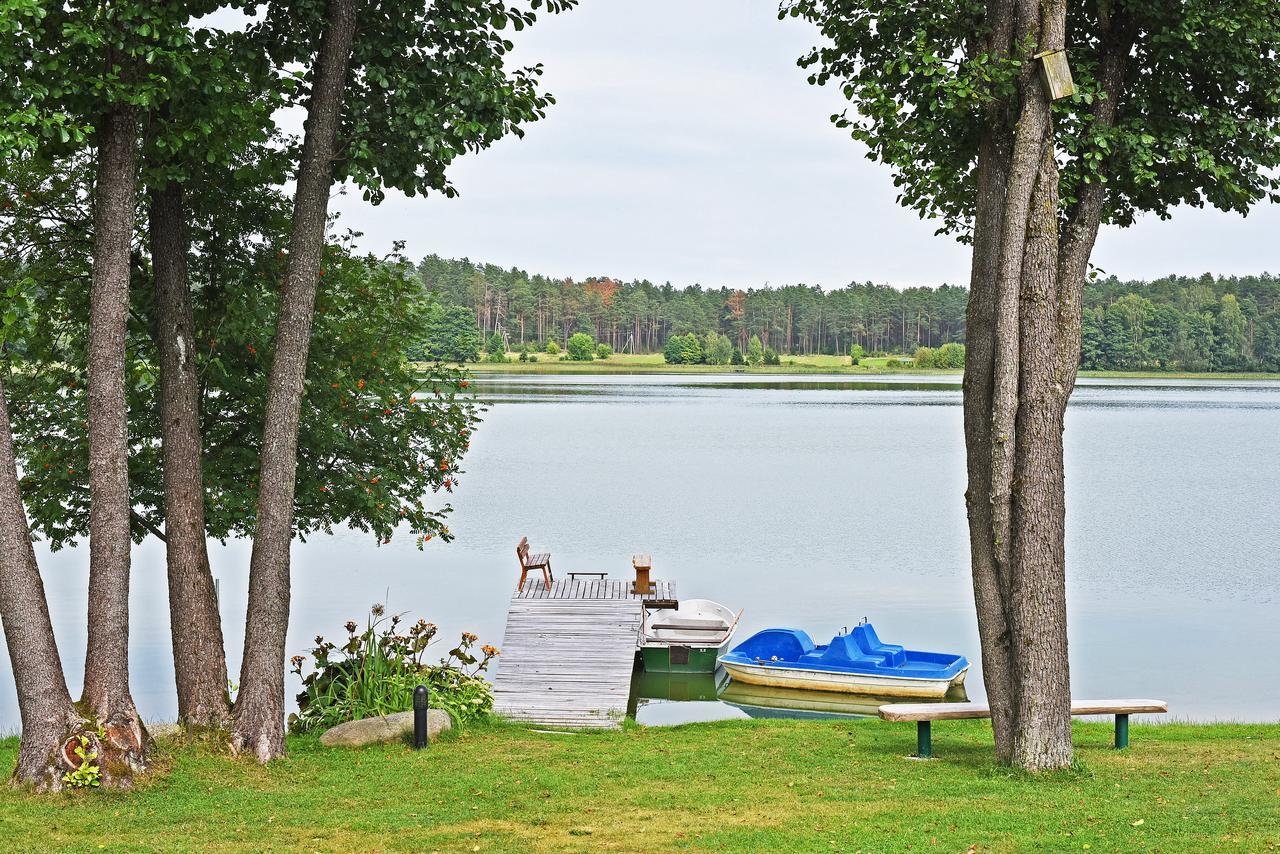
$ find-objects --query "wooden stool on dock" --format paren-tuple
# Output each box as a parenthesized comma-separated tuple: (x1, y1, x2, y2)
(631, 553, 653, 595)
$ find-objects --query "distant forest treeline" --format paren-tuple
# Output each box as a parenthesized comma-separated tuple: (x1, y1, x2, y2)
(416, 255, 1280, 372)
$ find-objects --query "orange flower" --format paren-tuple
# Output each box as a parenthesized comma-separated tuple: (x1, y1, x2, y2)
(357, 379, 366, 390)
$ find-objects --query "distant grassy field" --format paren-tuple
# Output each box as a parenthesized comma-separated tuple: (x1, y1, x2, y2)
(1, 719, 1275, 851)
(460, 352, 952, 375)
(452, 352, 1280, 380)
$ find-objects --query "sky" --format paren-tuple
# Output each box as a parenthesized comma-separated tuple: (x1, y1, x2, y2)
(328, 0, 1279, 290)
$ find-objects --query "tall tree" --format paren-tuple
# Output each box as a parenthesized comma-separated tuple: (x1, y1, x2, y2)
(1, 0, 199, 782)
(0, 2, 87, 782)
(0, 283, 84, 788)
(233, 0, 571, 761)
(81, 90, 149, 770)
(786, 0, 1280, 769)
(141, 20, 288, 730)
(232, 0, 362, 762)
(149, 178, 232, 728)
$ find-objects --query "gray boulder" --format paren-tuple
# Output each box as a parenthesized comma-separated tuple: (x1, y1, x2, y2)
(148, 723, 183, 742)
(319, 709, 451, 748)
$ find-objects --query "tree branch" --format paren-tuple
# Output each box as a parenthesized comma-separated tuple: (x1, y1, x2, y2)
(130, 508, 166, 543)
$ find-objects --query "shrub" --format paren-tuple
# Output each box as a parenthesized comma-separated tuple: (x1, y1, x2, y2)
(731, 346, 745, 365)
(663, 333, 705, 364)
(746, 335, 764, 366)
(595, 343, 613, 359)
(544, 339, 560, 355)
(417, 304, 482, 363)
(289, 604, 498, 733)
(935, 342, 966, 368)
(663, 335, 684, 364)
(679, 333, 703, 364)
(567, 332, 596, 361)
(849, 343, 864, 365)
(763, 346, 780, 366)
(886, 358, 906, 368)
(913, 346, 935, 368)
(703, 332, 733, 365)
(485, 331, 508, 363)
(526, 353, 538, 363)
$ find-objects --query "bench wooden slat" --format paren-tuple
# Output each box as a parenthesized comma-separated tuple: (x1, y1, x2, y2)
(878, 698, 1168, 722)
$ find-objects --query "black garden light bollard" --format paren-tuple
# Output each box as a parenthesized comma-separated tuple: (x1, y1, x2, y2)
(413, 684, 429, 749)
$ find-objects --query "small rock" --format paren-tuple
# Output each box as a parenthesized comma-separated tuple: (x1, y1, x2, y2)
(319, 709, 451, 748)
(148, 723, 183, 742)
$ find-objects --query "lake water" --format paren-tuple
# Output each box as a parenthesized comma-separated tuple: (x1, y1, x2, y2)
(2, 373, 1278, 731)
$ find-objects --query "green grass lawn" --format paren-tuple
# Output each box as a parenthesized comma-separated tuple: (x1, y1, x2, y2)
(458, 352, 953, 375)
(2, 719, 1276, 851)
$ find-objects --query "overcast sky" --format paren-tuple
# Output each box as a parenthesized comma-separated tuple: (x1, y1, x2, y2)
(330, 0, 1279, 290)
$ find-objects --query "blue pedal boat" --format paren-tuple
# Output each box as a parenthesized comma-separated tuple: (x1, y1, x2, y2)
(719, 623, 969, 698)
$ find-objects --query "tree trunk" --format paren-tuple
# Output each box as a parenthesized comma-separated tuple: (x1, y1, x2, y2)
(963, 0, 1077, 770)
(231, 0, 360, 763)
(149, 179, 232, 729)
(963, 0, 1018, 764)
(0, 375, 84, 790)
(1008, 152, 1073, 770)
(81, 103, 150, 777)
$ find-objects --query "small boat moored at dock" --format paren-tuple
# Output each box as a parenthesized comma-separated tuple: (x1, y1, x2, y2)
(719, 623, 968, 698)
(640, 598, 741, 673)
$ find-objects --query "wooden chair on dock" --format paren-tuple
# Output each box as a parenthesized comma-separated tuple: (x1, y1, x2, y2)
(515, 537, 553, 590)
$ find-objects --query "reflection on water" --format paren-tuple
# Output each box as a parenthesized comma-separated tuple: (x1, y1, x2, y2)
(630, 665, 969, 727)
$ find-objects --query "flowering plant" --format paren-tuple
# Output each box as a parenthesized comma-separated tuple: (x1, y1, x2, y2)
(288, 603, 498, 734)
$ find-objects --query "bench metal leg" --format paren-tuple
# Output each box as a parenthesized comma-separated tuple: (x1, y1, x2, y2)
(915, 721, 932, 759)
(1114, 713, 1129, 750)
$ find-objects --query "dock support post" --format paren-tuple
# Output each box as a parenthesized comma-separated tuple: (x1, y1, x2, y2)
(1114, 713, 1129, 750)
(915, 721, 932, 759)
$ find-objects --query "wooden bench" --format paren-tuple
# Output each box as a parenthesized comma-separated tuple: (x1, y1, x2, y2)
(567, 572, 607, 580)
(879, 698, 1168, 759)
(515, 536, 553, 591)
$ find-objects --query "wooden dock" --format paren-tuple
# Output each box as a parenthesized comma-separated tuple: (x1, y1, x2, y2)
(493, 578, 675, 728)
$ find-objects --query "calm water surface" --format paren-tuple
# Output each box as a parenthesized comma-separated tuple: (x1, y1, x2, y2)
(2, 373, 1278, 729)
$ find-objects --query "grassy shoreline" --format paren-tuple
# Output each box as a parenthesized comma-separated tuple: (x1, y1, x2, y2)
(2, 719, 1276, 850)
(451, 353, 1280, 381)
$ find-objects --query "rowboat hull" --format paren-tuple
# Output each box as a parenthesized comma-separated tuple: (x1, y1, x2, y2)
(720, 658, 968, 698)
(640, 640, 731, 674)
(640, 599, 739, 673)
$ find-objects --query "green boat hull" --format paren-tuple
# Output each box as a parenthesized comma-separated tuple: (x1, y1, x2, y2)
(640, 642, 728, 673)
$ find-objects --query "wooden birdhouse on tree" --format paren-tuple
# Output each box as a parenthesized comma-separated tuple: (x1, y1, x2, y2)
(1034, 49, 1076, 100)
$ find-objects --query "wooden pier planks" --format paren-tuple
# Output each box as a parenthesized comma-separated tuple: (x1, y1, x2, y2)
(494, 579, 675, 728)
